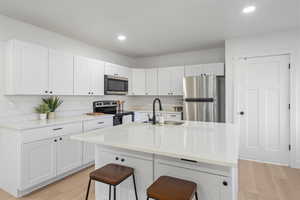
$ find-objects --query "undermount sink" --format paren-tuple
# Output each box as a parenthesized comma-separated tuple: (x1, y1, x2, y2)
(143, 121, 184, 126)
(163, 121, 185, 125)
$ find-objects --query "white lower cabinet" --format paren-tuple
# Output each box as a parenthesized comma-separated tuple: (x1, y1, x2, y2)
(56, 133, 83, 175)
(21, 122, 83, 190)
(83, 117, 113, 164)
(95, 148, 153, 200)
(155, 158, 231, 200)
(21, 138, 56, 189)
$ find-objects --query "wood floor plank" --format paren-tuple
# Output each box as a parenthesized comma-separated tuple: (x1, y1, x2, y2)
(1, 160, 300, 200)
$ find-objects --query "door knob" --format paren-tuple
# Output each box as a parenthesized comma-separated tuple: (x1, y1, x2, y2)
(239, 111, 245, 115)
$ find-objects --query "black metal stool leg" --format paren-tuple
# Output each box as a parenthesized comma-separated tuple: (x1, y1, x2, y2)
(109, 185, 111, 200)
(132, 174, 138, 200)
(114, 186, 116, 200)
(195, 191, 199, 200)
(85, 178, 92, 200)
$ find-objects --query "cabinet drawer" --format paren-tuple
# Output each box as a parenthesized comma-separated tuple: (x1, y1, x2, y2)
(83, 117, 113, 132)
(165, 113, 182, 121)
(21, 122, 82, 143)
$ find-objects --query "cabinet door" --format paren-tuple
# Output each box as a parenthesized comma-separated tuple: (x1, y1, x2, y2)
(74, 56, 91, 95)
(118, 154, 153, 200)
(95, 151, 121, 199)
(96, 150, 153, 200)
(155, 161, 228, 200)
(21, 138, 56, 189)
(158, 68, 171, 95)
(89, 59, 104, 96)
(145, 68, 158, 95)
(170, 66, 184, 95)
(56, 133, 83, 175)
(131, 69, 146, 95)
(83, 118, 113, 164)
(14, 40, 49, 95)
(105, 63, 118, 76)
(202, 63, 224, 76)
(49, 50, 74, 95)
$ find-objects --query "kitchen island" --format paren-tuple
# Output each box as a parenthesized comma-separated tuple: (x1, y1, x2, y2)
(72, 121, 239, 200)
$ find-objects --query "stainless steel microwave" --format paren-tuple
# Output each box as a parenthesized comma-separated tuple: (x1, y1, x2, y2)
(104, 75, 128, 95)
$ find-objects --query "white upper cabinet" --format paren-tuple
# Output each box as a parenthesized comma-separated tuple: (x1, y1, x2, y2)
(5, 40, 49, 95)
(74, 56, 105, 96)
(131, 69, 146, 95)
(170, 66, 185, 95)
(185, 63, 224, 76)
(105, 63, 130, 78)
(89, 59, 105, 95)
(49, 50, 74, 95)
(158, 66, 185, 96)
(158, 68, 172, 95)
(74, 56, 91, 95)
(145, 68, 158, 95)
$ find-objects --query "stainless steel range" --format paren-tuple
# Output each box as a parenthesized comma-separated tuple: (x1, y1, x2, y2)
(93, 101, 134, 126)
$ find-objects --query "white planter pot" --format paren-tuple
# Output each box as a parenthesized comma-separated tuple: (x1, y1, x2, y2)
(39, 113, 47, 120)
(48, 112, 56, 119)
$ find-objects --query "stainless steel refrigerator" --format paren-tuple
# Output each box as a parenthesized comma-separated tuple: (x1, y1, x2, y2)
(183, 75, 224, 122)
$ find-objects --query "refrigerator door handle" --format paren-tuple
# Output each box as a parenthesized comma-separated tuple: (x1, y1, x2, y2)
(184, 98, 215, 102)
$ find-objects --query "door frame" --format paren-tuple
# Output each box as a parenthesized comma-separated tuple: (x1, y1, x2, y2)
(233, 53, 296, 167)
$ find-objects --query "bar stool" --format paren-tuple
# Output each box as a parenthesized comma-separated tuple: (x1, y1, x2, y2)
(147, 176, 198, 200)
(85, 163, 138, 200)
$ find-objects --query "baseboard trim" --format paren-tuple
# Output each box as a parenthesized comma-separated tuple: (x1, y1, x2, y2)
(17, 162, 94, 197)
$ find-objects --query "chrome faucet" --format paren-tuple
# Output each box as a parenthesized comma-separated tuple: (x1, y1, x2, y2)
(152, 98, 163, 125)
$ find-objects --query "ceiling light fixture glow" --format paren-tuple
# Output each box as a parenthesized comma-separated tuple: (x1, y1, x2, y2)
(242, 5, 256, 14)
(117, 35, 127, 41)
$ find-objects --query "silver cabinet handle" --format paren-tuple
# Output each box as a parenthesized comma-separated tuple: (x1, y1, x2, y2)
(97, 122, 104, 124)
(169, 114, 177, 117)
(53, 128, 63, 131)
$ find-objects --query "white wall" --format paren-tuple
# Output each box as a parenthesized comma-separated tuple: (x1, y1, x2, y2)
(225, 29, 300, 168)
(135, 47, 225, 68)
(0, 14, 137, 122)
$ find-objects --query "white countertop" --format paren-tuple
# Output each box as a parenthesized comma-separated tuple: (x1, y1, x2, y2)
(0, 114, 114, 130)
(72, 121, 239, 167)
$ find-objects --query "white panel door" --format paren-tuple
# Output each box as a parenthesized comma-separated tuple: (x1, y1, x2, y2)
(56, 134, 83, 175)
(236, 55, 290, 165)
(131, 69, 146, 95)
(49, 50, 74, 95)
(158, 68, 172, 95)
(145, 68, 158, 95)
(89, 59, 105, 95)
(170, 66, 185, 95)
(21, 138, 56, 189)
(74, 56, 91, 95)
(15, 40, 49, 95)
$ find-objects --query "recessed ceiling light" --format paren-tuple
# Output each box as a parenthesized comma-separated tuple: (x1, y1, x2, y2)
(242, 5, 256, 14)
(117, 35, 127, 41)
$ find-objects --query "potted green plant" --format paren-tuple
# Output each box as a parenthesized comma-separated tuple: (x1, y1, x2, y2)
(35, 103, 50, 120)
(42, 96, 63, 119)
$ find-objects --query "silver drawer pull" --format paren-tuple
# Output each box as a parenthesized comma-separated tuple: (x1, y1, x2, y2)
(97, 122, 104, 124)
(53, 128, 63, 131)
(180, 158, 197, 163)
(169, 115, 177, 117)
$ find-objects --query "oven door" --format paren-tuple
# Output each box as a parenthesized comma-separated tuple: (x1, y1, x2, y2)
(104, 75, 128, 95)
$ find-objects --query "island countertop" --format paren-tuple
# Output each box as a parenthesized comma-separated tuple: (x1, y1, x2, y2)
(71, 121, 239, 167)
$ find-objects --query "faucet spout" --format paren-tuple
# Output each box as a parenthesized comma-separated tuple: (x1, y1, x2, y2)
(152, 98, 163, 125)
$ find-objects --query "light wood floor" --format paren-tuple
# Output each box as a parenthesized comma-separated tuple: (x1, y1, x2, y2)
(1, 160, 300, 200)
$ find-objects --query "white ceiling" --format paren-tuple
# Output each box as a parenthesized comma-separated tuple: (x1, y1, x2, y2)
(0, 0, 299, 57)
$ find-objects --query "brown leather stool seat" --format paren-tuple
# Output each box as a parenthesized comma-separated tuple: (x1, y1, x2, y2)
(147, 176, 198, 200)
(85, 164, 138, 200)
